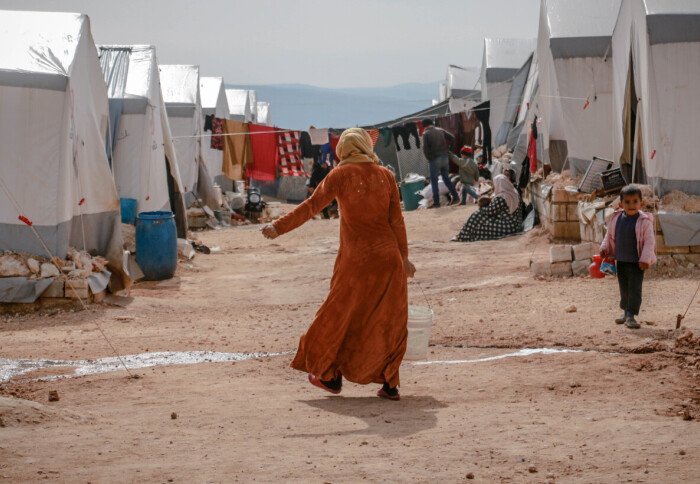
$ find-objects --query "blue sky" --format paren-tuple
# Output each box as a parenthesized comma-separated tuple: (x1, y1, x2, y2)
(5, 0, 540, 88)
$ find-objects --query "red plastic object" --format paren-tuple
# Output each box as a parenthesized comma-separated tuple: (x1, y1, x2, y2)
(589, 254, 605, 279)
(18, 215, 32, 226)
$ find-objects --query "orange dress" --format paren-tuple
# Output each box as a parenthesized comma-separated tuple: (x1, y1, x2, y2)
(273, 163, 409, 387)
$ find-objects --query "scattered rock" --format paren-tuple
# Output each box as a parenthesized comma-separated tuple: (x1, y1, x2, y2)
(466, 472, 475, 479)
(528, 465, 537, 473)
(0, 253, 32, 277)
(679, 449, 686, 455)
(682, 409, 692, 421)
(48, 391, 59, 402)
(26, 258, 40, 274)
(565, 305, 577, 313)
(40, 263, 60, 278)
(171, 412, 178, 420)
(569, 381, 581, 388)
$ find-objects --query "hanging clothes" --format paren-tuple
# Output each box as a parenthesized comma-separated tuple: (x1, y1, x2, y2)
(392, 123, 421, 151)
(367, 129, 380, 147)
(320, 141, 334, 167)
(528, 119, 538, 174)
(300, 131, 321, 160)
(438, 113, 463, 155)
(248, 123, 279, 181)
(474, 100, 492, 164)
(204, 114, 214, 132)
(378, 127, 393, 147)
(210, 117, 223, 150)
(309, 128, 329, 145)
(395, 128, 430, 179)
(329, 131, 342, 159)
(278, 131, 308, 177)
(222, 119, 252, 181)
(460, 111, 479, 149)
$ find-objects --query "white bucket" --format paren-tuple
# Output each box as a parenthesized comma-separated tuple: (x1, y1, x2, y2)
(234, 180, 246, 194)
(404, 305, 434, 361)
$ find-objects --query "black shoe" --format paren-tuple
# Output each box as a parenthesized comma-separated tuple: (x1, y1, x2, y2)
(428, 204, 440, 209)
(615, 313, 627, 324)
(459, 201, 467, 206)
(624, 317, 641, 329)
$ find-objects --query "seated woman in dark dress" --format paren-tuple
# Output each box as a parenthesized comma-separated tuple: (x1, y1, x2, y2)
(452, 174, 524, 242)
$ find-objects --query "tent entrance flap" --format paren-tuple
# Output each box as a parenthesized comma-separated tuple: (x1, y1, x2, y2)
(620, 52, 646, 184)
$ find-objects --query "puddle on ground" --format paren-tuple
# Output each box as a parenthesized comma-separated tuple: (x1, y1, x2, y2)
(0, 347, 587, 383)
(412, 347, 584, 366)
(0, 350, 293, 383)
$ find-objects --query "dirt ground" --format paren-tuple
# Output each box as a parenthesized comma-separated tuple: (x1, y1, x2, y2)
(1, 205, 700, 483)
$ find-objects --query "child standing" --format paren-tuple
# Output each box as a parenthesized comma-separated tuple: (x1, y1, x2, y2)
(600, 185, 657, 329)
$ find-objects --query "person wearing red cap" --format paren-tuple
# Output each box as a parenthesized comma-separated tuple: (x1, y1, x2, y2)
(451, 146, 480, 205)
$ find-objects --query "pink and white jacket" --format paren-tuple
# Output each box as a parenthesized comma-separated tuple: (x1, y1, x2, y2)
(600, 209, 657, 266)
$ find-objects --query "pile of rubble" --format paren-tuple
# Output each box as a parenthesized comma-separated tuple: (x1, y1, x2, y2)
(0, 249, 107, 281)
(531, 242, 598, 278)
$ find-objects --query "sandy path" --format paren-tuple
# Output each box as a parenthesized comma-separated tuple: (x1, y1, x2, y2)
(1, 205, 699, 483)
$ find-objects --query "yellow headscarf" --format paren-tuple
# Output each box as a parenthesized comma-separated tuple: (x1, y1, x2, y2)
(336, 128, 380, 166)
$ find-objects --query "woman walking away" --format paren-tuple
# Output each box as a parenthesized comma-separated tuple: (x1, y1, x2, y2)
(261, 128, 416, 401)
(452, 174, 523, 242)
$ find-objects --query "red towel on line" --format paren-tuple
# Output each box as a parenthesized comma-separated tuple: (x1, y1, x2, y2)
(248, 124, 279, 181)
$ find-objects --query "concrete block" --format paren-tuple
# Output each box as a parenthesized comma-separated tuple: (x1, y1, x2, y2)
(691, 245, 700, 254)
(65, 288, 89, 300)
(572, 259, 591, 276)
(573, 242, 598, 261)
(552, 221, 581, 240)
(66, 279, 88, 290)
(566, 203, 579, 221)
(41, 280, 65, 298)
(552, 188, 569, 203)
(551, 202, 568, 222)
(551, 261, 573, 277)
(655, 235, 690, 254)
(530, 261, 552, 277)
(550, 245, 573, 263)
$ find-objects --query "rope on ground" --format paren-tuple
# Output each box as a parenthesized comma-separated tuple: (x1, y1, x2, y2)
(677, 280, 700, 329)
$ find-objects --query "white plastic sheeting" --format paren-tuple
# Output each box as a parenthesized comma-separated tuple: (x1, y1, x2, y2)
(612, 0, 700, 195)
(480, 38, 537, 146)
(226, 88, 251, 122)
(0, 11, 124, 278)
(256, 102, 271, 126)
(445, 65, 481, 100)
(536, 0, 620, 175)
(159, 64, 202, 194)
(99, 45, 185, 216)
(200, 76, 230, 178)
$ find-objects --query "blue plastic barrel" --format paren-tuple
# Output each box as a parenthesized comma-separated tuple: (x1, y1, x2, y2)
(135, 211, 177, 281)
(120, 198, 137, 225)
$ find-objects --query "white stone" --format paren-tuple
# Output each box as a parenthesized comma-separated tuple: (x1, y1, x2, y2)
(531, 261, 552, 277)
(0, 254, 31, 277)
(550, 245, 573, 263)
(573, 242, 598, 261)
(551, 261, 573, 277)
(26, 258, 40, 275)
(40, 263, 60, 278)
(572, 259, 591, 276)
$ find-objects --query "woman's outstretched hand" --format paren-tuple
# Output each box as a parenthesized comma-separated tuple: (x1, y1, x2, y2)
(404, 257, 416, 278)
(261, 224, 279, 240)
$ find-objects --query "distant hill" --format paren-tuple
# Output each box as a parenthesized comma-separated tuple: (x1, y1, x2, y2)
(226, 82, 440, 130)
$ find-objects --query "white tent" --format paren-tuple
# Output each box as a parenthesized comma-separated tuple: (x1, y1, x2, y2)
(537, 0, 621, 174)
(257, 102, 272, 126)
(226, 88, 252, 122)
(200, 76, 230, 182)
(612, 0, 700, 195)
(0, 11, 125, 288)
(445, 65, 481, 100)
(98, 45, 187, 237)
(480, 38, 537, 147)
(159, 65, 202, 195)
(495, 53, 534, 147)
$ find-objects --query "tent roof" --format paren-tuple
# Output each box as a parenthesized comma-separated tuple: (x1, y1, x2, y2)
(446, 65, 481, 94)
(226, 89, 250, 116)
(0, 10, 87, 91)
(546, 0, 621, 57)
(159, 64, 199, 106)
(200, 76, 224, 110)
(99, 45, 155, 104)
(483, 38, 537, 83)
(644, 0, 700, 44)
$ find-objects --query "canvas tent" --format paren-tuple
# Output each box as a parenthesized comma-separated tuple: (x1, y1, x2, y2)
(200, 76, 230, 185)
(99, 45, 188, 237)
(0, 10, 127, 293)
(445, 65, 481, 100)
(226, 89, 252, 122)
(480, 38, 537, 149)
(257, 102, 272, 126)
(495, 53, 534, 148)
(612, 0, 700, 196)
(536, 0, 620, 175)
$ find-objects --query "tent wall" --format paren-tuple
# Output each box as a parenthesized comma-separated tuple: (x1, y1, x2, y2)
(226, 89, 251, 122)
(612, 0, 700, 195)
(0, 11, 124, 285)
(200, 77, 230, 180)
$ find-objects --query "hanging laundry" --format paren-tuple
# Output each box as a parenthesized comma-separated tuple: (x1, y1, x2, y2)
(309, 128, 329, 145)
(299, 131, 321, 160)
(367, 129, 380, 147)
(528, 119, 538, 174)
(204, 114, 214, 133)
(378, 127, 393, 147)
(416, 120, 425, 136)
(373, 133, 401, 180)
(320, 142, 334, 167)
(438, 113, 463, 155)
(210, 117, 223, 150)
(460, 111, 479, 149)
(278, 131, 308, 177)
(474, 101, 492, 164)
(329, 130, 342, 159)
(222, 119, 252, 181)
(395, 130, 430, 180)
(392, 123, 421, 151)
(248, 123, 279, 182)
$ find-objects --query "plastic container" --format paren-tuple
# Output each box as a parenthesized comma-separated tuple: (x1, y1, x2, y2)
(404, 305, 434, 360)
(589, 254, 605, 279)
(234, 180, 246, 194)
(400, 181, 425, 212)
(120, 198, 137, 225)
(135, 211, 177, 281)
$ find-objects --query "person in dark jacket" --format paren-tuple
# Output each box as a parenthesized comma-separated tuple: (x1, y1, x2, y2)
(421, 118, 460, 208)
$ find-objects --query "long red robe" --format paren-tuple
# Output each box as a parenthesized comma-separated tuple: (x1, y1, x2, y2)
(273, 163, 409, 387)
